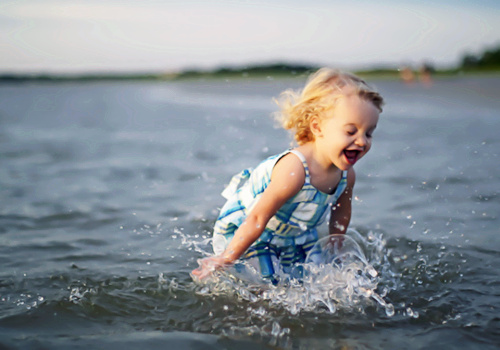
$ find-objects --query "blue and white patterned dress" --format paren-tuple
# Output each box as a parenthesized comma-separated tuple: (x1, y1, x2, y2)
(212, 149, 348, 281)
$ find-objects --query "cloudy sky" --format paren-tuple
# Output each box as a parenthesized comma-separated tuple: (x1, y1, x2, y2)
(1, 0, 499, 74)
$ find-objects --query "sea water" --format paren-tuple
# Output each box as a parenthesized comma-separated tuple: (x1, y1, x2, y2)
(0, 75, 499, 349)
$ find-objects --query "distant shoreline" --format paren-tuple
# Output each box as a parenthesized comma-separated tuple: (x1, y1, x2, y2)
(1, 63, 499, 83)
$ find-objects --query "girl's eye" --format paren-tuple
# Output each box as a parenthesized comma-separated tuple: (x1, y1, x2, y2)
(346, 130, 356, 136)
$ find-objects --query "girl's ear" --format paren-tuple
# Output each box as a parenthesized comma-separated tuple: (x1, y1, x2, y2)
(310, 116, 323, 138)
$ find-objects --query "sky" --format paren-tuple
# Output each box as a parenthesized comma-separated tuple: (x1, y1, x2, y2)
(1, 0, 499, 74)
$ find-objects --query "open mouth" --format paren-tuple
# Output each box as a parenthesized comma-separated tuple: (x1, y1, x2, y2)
(343, 150, 360, 165)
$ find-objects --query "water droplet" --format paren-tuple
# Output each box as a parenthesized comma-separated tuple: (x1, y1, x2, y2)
(385, 303, 395, 317)
(367, 266, 378, 278)
(334, 222, 345, 231)
(271, 321, 281, 337)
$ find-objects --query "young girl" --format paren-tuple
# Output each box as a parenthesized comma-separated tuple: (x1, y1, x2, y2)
(192, 68, 383, 283)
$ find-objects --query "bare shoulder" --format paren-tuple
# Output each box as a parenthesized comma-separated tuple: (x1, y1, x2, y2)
(270, 152, 306, 194)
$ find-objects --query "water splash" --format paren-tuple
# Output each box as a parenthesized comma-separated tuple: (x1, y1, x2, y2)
(191, 229, 397, 317)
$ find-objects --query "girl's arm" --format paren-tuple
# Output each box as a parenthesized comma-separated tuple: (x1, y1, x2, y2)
(329, 168, 355, 235)
(192, 153, 305, 279)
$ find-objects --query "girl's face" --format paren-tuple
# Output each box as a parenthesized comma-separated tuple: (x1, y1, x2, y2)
(315, 95, 380, 171)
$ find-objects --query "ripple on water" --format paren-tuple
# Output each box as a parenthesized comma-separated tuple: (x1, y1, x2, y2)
(184, 227, 500, 346)
(2, 227, 499, 348)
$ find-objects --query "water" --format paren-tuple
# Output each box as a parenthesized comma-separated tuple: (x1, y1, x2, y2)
(0, 75, 499, 349)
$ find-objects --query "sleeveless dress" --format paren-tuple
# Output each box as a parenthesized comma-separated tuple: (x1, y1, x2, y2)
(212, 149, 348, 282)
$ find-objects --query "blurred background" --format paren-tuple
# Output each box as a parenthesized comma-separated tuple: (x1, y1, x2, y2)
(1, 0, 499, 76)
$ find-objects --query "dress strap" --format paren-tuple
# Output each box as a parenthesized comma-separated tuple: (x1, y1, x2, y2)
(332, 170, 348, 199)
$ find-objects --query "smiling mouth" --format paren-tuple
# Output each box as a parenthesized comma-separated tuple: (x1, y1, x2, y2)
(344, 150, 360, 165)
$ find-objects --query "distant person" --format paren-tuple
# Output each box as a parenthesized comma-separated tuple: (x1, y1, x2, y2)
(419, 63, 433, 86)
(399, 65, 415, 84)
(192, 68, 384, 284)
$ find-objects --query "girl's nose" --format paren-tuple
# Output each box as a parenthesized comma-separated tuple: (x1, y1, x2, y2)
(355, 135, 367, 147)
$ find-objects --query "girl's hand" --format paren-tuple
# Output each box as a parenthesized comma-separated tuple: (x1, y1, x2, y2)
(191, 256, 229, 281)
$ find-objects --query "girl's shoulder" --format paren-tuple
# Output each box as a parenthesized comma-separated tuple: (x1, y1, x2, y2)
(246, 149, 306, 191)
(270, 151, 306, 191)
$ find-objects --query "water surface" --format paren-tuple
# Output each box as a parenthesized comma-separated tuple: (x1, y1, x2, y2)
(0, 75, 499, 349)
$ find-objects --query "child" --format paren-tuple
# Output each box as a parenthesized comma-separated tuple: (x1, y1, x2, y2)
(191, 68, 383, 283)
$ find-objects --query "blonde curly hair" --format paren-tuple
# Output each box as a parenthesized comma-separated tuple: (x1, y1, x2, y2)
(274, 68, 384, 145)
